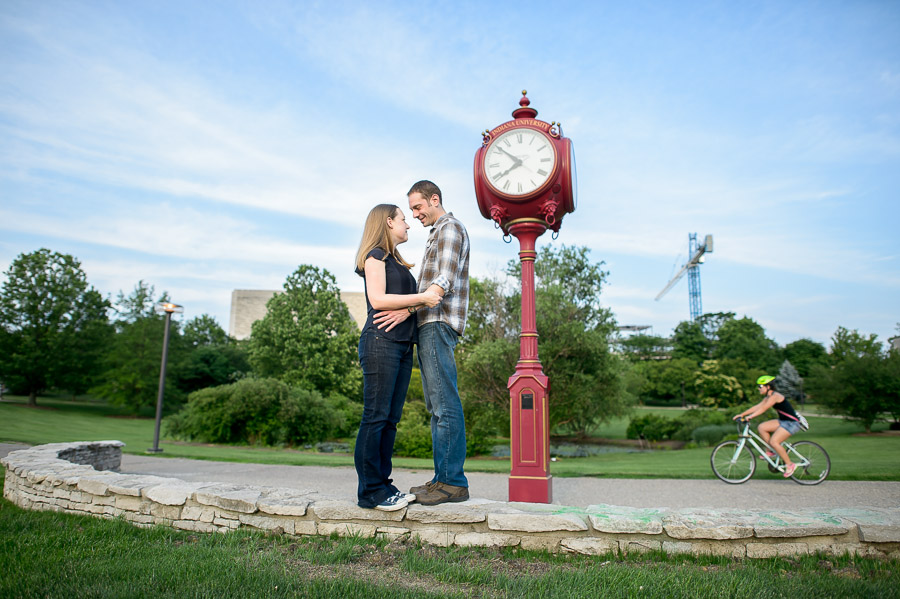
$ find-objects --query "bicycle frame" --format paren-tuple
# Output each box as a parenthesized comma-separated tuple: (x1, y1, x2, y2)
(732, 421, 804, 472)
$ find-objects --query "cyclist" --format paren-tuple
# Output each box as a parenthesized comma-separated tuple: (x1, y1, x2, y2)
(733, 375, 800, 477)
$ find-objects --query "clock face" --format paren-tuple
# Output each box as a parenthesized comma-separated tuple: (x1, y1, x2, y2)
(483, 128, 557, 197)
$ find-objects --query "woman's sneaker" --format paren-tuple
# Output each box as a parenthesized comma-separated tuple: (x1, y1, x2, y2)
(758, 451, 776, 460)
(374, 494, 408, 512)
(782, 463, 797, 478)
(396, 491, 416, 503)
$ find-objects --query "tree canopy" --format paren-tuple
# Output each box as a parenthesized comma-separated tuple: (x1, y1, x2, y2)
(0, 249, 111, 405)
(247, 265, 361, 399)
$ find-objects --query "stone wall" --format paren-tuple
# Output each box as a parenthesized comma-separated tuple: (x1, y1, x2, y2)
(3, 442, 899, 559)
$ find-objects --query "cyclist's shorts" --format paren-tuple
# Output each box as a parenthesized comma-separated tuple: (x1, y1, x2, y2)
(778, 419, 803, 435)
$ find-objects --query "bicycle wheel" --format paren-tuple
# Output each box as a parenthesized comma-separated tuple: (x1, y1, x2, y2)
(787, 441, 830, 485)
(711, 440, 756, 484)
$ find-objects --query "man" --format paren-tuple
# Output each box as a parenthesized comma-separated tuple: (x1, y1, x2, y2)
(374, 180, 470, 505)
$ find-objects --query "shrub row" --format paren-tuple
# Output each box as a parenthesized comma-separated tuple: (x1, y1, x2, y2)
(626, 409, 730, 445)
(164, 378, 361, 447)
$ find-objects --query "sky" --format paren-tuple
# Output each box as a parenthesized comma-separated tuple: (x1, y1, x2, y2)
(1, 0, 898, 349)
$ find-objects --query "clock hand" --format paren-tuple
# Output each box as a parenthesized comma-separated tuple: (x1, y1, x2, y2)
(496, 160, 524, 178)
(496, 146, 523, 166)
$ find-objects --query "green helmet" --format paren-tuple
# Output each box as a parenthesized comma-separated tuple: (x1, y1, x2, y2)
(757, 375, 776, 386)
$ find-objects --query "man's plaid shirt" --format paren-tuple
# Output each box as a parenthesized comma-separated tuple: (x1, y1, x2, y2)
(416, 212, 470, 336)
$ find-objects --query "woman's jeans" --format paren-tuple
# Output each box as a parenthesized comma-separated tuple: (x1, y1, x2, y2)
(417, 322, 468, 488)
(355, 330, 413, 508)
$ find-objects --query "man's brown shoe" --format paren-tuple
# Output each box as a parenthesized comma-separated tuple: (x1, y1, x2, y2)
(415, 482, 469, 506)
(409, 480, 437, 495)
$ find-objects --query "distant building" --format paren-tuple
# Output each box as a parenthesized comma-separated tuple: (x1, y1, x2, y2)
(890, 336, 900, 353)
(229, 289, 368, 341)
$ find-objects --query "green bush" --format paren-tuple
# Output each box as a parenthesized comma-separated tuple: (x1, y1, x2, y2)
(627, 409, 729, 443)
(626, 413, 678, 442)
(393, 400, 432, 458)
(164, 378, 346, 446)
(691, 424, 735, 447)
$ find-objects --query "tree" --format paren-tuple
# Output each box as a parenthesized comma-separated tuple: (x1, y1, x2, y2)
(459, 246, 633, 437)
(633, 358, 699, 405)
(618, 334, 672, 361)
(693, 360, 744, 408)
(177, 314, 250, 394)
(807, 327, 894, 432)
(714, 316, 781, 371)
(830, 327, 883, 362)
(247, 265, 361, 399)
(783, 338, 829, 378)
(671, 320, 711, 363)
(776, 360, 803, 402)
(0, 249, 111, 405)
(93, 282, 185, 411)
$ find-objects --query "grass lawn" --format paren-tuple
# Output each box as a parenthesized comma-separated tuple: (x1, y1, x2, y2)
(2, 395, 898, 480)
(2, 467, 896, 599)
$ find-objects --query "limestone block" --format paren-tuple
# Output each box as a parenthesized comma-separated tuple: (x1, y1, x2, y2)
(107, 476, 173, 498)
(454, 532, 520, 548)
(115, 496, 145, 512)
(663, 510, 754, 540)
(411, 529, 455, 547)
(587, 505, 665, 535)
(91, 494, 117, 506)
(149, 503, 183, 520)
(488, 512, 588, 533)
(376, 526, 410, 541)
(317, 522, 377, 538)
(213, 517, 241, 529)
(751, 511, 849, 538)
(746, 543, 809, 559)
(826, 543, 882, 557)
(313, 500, 405, 522)
(258, 490, 310, 517)
(174, 520, 219, 534)
(293, 521, 318, 536)
(406, 504, 487, 524)
(144, 483, 205, 506)
(560, 537, 618, 556)
(621, 539, 661, 554)
(831, 508, 900, 543)
(195, 483, 261, 514)
(181, 505, 216, 523)
(239, 513, 295, 534)
(124, 513, 155, 525)
(520, 536, 561, 553)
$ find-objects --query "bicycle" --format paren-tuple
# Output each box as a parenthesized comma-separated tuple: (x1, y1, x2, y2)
(710, 418, 830, 485)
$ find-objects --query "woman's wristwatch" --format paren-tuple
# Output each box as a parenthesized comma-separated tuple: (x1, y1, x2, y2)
(407, 306, 417, 314)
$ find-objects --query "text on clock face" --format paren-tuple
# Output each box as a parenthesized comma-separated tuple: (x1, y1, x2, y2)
(484, 129, 557, 196)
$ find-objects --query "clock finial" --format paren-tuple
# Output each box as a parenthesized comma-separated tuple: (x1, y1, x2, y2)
(512, 90, 538, 119)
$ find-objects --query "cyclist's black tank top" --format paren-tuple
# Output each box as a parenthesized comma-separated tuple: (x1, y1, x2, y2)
(774, 396, 800, 422)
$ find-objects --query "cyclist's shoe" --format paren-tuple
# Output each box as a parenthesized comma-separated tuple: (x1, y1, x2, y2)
(758, 451, 776, 460)
(783, 463, 797, 478)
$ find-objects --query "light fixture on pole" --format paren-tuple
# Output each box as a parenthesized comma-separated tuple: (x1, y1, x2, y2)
(147, 301, 183, 454)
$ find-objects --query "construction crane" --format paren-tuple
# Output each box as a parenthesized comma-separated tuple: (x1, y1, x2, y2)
(655, 233, 713, 321)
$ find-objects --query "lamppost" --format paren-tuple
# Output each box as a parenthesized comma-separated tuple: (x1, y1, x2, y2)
(147, 301, 183, 454)
(473, 92, 577, 503)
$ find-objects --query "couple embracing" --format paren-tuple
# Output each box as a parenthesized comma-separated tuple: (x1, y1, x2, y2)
(353, 180, 470, 511)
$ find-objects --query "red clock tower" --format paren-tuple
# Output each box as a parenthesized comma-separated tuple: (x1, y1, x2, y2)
(473, 91, 577, 503)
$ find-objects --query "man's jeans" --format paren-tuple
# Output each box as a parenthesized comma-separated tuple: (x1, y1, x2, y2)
(417, 321, 468, 488)
(355, 331, 413, 508)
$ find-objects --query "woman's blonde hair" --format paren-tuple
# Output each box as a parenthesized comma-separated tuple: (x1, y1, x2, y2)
(355, 204, 414, 273)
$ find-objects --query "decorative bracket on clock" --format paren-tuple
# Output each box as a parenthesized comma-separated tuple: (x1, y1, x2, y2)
(539, 197, 559, 226)
(489, 204, 510, 229)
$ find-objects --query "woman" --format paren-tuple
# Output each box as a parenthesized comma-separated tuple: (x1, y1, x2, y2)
(354, 204, 441, 511)
(733, 375, 801, 477)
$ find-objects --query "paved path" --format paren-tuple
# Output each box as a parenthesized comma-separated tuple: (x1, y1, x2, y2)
(4, 443, 897, 510)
